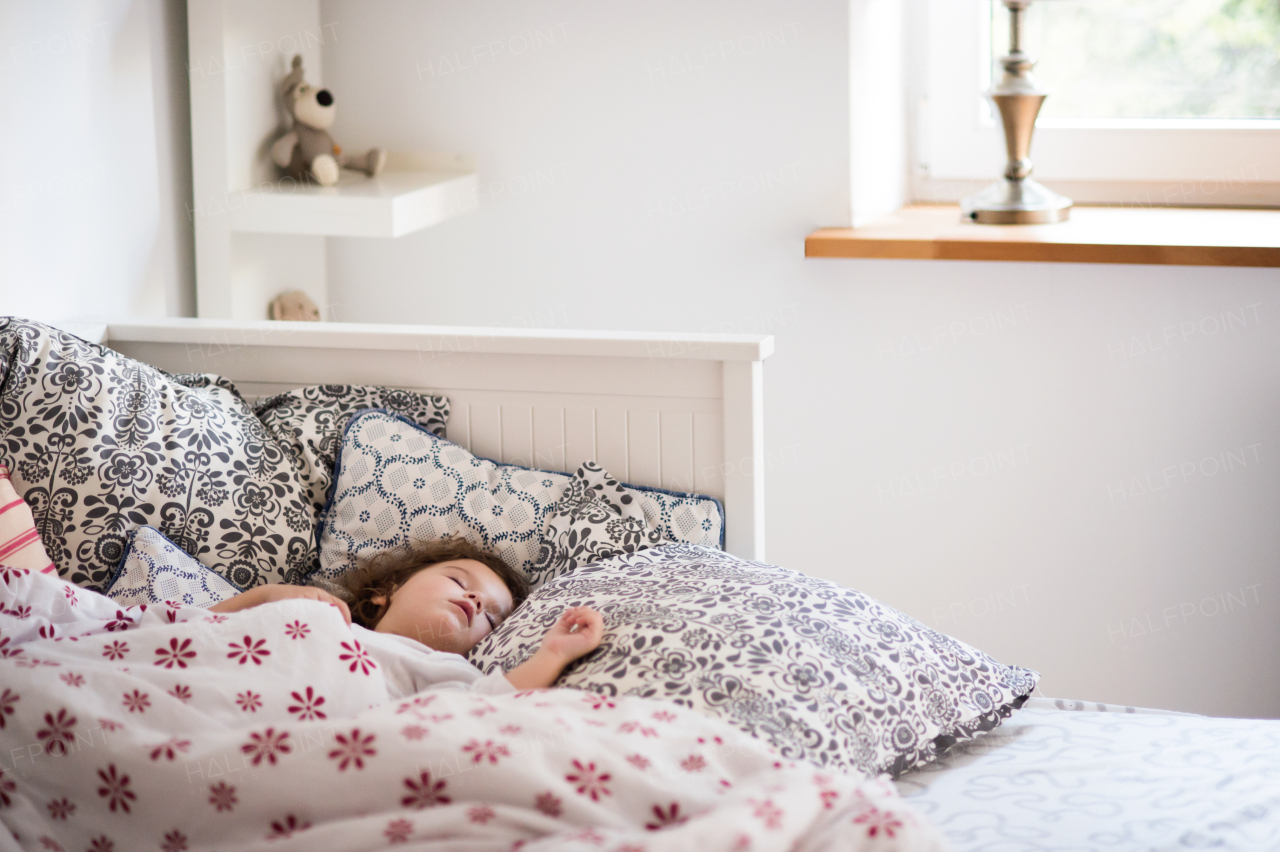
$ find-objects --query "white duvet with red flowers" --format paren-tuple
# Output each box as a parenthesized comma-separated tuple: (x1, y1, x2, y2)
(0, 565, 944, 852)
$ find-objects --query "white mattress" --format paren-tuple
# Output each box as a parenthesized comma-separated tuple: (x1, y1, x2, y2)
(895, 697, 1280, 851)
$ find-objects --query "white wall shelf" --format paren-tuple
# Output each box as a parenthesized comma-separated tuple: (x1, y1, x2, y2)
(187, 0, 478, 319)
(229, 167, 478, 239)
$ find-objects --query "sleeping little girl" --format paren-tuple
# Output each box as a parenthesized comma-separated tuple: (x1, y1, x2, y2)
(209, 538, 602, 695)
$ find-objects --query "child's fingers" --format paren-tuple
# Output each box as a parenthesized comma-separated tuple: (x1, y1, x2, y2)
(553, 607, 602, 641)
(558, 607, 602, 639)
(330, 596, 352, 625)
(297, 587, 353, 625)
(311, 589, 352, 625)
(561, 607, 588, 633)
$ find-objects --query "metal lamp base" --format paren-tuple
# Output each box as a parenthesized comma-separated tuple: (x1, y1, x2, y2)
(961, 178, 1072, 225)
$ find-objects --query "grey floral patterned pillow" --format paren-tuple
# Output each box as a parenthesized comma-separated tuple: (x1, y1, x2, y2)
(0, 318, 314, 591)
(469, 544, 1039, 778)
(253, 385, 448, 527)
(529, 461, 665, 589)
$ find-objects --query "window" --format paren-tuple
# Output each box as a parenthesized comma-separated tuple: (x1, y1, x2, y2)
(913, 0, 1280, 206)
(1020, 0, 1280, 121)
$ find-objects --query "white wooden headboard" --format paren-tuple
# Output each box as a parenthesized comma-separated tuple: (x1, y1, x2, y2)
(85, 319, 773, 562)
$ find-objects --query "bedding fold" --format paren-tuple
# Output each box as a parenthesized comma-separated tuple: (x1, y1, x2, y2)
(0, 565, 945, 852)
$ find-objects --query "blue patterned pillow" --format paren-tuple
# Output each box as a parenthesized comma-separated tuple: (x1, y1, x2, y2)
(316, 410, 568, 586)
(254, 385, 449, 578)
(104, 526, 241, 607)
(627, 480, 724, 552)
(253, 385, 449, 527)
(315, 410, 724, 588)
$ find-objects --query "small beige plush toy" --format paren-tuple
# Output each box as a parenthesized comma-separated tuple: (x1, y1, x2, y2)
(269, 290, 320, 322)
(271, 55, 386, 186)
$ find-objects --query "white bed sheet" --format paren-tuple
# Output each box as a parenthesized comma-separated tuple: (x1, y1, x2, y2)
(895, 697, 1280, 851)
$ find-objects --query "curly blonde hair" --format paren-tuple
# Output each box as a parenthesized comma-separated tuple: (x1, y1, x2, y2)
(340, 538, 529, 630)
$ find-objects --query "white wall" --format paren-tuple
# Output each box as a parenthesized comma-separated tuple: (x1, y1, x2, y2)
(0, 0, 194, 321)
(320, 0, 1280, 718)
(4, 0, 1277, 719)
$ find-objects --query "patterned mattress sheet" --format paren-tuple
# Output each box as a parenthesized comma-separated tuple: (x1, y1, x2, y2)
(894, 697, 1280, 851)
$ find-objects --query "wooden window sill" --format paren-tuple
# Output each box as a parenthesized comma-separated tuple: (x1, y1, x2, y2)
(805, 205, 1280, 267)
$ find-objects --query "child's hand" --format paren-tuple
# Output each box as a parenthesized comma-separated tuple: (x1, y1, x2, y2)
(503, 607, 605, 691)
(540, 606, 604, 664)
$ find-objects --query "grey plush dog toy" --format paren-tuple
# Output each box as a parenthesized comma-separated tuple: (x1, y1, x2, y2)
(271, 55, 385, 186)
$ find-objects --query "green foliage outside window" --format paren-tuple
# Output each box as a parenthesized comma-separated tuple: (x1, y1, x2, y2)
(992, 0, 1280, 118)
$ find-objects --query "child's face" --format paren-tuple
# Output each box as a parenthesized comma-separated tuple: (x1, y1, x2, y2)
(372, 558, 515, 655)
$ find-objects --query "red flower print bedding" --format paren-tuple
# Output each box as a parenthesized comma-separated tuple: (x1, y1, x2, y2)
(0, 565, 945, 851)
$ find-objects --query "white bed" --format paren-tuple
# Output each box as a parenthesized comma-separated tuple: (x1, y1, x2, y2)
(68, 318, 771, 561)
(51, 318, 1280, 850)
(896, 698, 1280, 851)
(12, 314, 1280, 844)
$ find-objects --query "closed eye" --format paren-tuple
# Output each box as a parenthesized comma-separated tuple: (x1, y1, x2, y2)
(452, 574, 494, 627)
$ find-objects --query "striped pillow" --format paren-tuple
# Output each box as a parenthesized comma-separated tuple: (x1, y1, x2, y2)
(0, 466, 54, 574)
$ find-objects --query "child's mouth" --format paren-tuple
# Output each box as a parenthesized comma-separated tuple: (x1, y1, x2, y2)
(451, 600, 473, 625)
